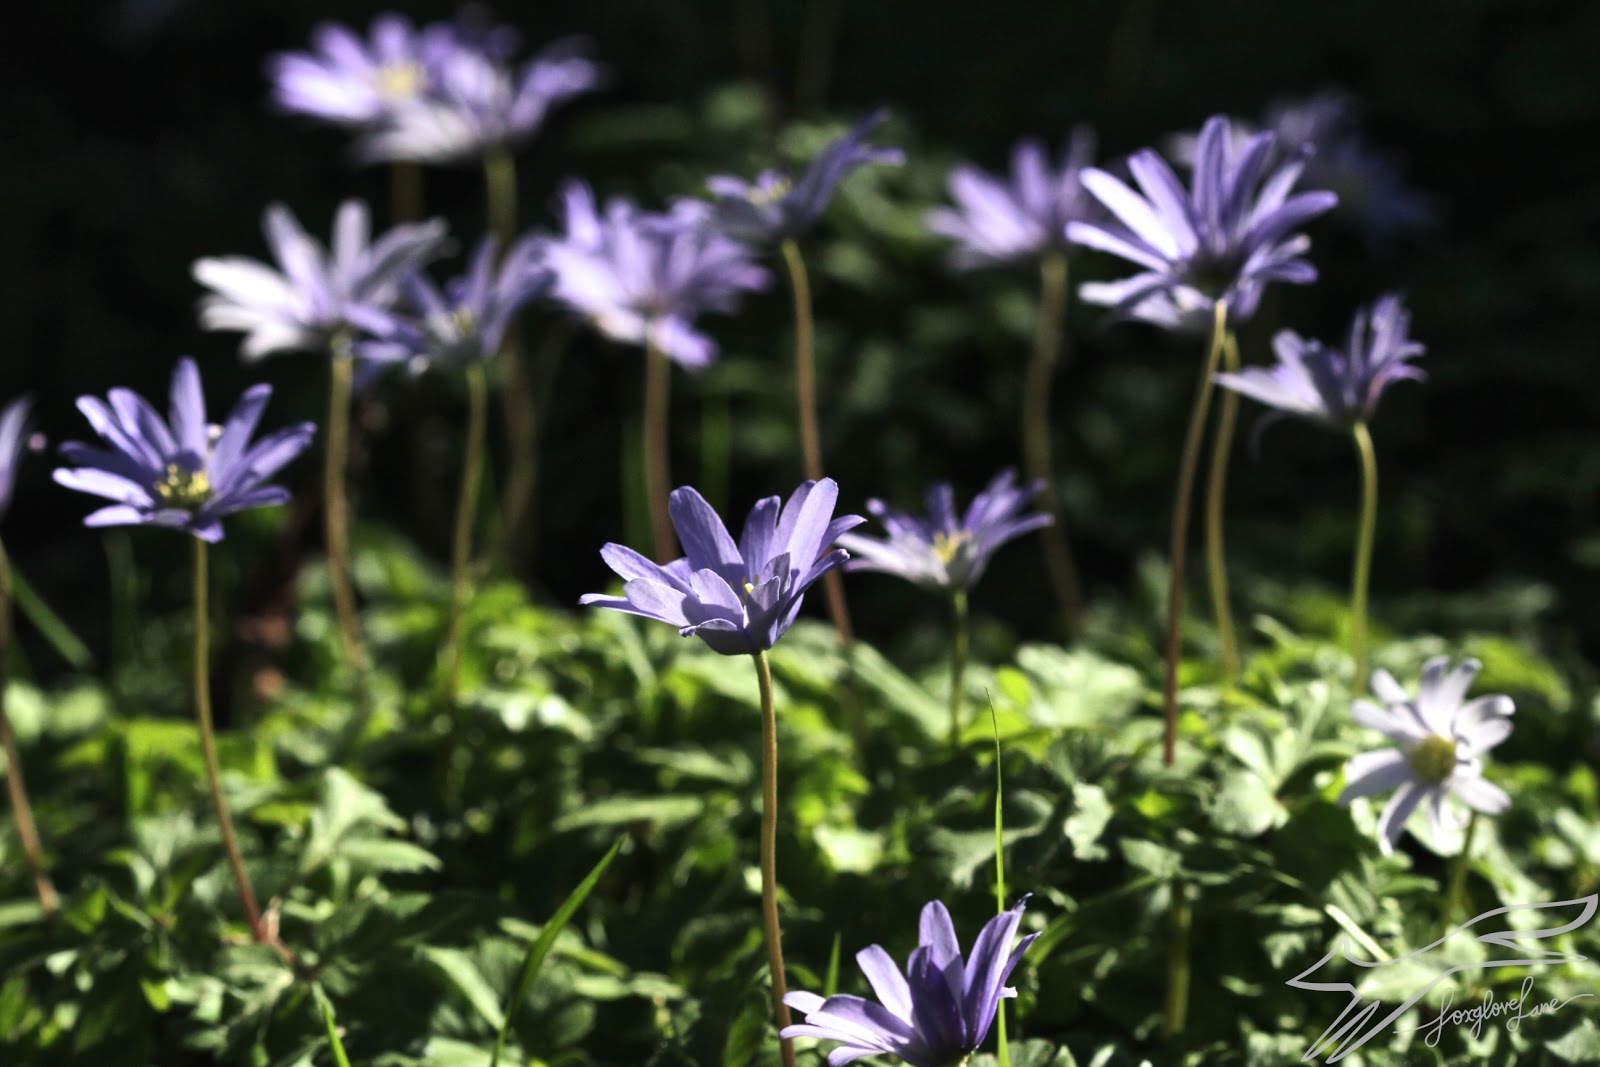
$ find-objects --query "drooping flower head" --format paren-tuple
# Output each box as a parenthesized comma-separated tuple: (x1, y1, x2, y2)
(362, 235, 550, 372)
(1338, 657, 1514, 856)
(1216, 293, 1425, 429)
(1066, 114, 1338, 331)
(837, 470, 1052, 593)
(704, 109, 904, 247)
(581, 479, 862, 655)
(0, 397, 34, 522)
(267, 14, 497, 129)
(357, 38, 603, 164)
(53, 359, 315, 542)
(193, 200, 448, 361)
(782, 896, 1039, 1067)
(540, 183, 770, 369)
(925, 129, 1098, 270)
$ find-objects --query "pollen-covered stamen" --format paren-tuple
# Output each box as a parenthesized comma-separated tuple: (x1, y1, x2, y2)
(748, 175, 794, 206)
(932, 530, 970, 565)
(1408, 734, 1457, 784)
(156, 463, 212, 510)
(374, 61, 424, 101)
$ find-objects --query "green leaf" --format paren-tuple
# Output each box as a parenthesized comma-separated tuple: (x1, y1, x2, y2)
(488, 834, 627, 1067)
(553, 795, 703, 833)
(1063, 783, 1114, 861)
(421, 946, 506, 1034)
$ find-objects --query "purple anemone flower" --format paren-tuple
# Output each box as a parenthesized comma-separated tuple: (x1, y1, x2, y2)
(705, 109, 904, 247)
(267, 14, 473, 128)
(193, 200, 448, 361)
(782, 897, 1039, 1067)
(53, 359, 315, 543)
(925, 129, 1098, 270)
(540, 182, 770, 369)
(1216, 293, 1424, 429)
(580, 479, 862, 656)
(357, 38, 603, 164)
(362, 235, 550, 371)
(836, 470, 1052, 593)
(1338, 657, 1514, 856)
(1066, 114, 1338, 331)
(0, 397, 33, 521)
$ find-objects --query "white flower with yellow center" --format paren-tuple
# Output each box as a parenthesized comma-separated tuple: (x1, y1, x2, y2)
(1337, 656, 1514, 856)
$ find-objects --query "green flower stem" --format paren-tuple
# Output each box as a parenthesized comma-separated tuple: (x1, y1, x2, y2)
(1160, 300, 1229, 767)
(643, 338, 678, 563)
(1163, 875, 1191, 1037)
(779, 238, 865, 753)
(324, 343, 366, 678)
(1443, 812, 1480, 934)
(442, 363, 490, 709)
(1204, 330, 1242, 680)
(1023, 251, 1086, 636)
(779, 239, 856, 649)
(483, 149, 539, 557)
(1349, 421, 1379, 695)
(389, 161, 422, 224)
(0, 540, 58, 916)
(192, 538, 265, 942)
(753, 650, 797, 1067)
(949, 589, 970, 750)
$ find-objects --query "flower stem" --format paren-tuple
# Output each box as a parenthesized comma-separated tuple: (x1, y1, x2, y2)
(0, 540, 58, 916)
(1022, 251, 1085, 637)
(1443, 811, 1480, 934)
(442, 363, 490, 709)
(1162, 875, 1191, 1037)
(643, 338, 678, 563)
(779, 238, 864, 750)
(324, 344, 365, 679)
(484, 149, 539, 561)
(753, 651, 797, 1067)
(192, 538, 265, 942)
(1160, 300, 1229, 767)
(1349, 421, 1379, 696)
(1204, 330, 1242, 680)
(948, 589, 970, 750)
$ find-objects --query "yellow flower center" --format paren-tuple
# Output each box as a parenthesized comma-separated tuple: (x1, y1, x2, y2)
(932, 531, 968, 565)
(156, 464, 211, 510)
(749, 176, 793, 205)
(1408, 734, 1457, 784)
(375, 61, 424, 101)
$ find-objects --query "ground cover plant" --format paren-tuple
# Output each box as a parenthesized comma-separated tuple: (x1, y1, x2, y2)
(3, 3, 1599, 1065)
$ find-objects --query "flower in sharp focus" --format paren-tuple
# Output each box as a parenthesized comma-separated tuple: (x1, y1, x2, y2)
(836, 469, 1052, 593)
(193, 199, 448, 361)
(925, 128, 1098, 270)
(267, 14, 481, 128)
(1338, 656, 1514, 856)
(0, 397, 33, 521)
(1216, 293, 1424, 429)
(362, 235, 550, 372)
(781, 897, 1039, 1067)
(540, 182, 770, 369)
(580, 479, 863, 655)
(53, 359, 315, 542)
(1066, 114, 1338, 331)
(705, 108, 904, 247)
(356, 38, 603, 164)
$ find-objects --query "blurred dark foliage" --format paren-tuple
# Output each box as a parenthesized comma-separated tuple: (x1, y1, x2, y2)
(4, 0, 1600, 675)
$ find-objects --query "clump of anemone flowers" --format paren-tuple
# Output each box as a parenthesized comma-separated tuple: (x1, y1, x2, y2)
(1216, 293, 1424, 692)
(838, 469, 1051, 748)
(55, 359, 314, 953)
(781, 896, 1039, 1067)
(583, 478, 861, 1067)
(925, 130, 1100, 634)
(1067, 113, 1338, 764)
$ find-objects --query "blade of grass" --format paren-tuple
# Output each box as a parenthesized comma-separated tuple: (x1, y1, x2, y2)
(312, 983, 353, 1067)
(8, 564, 93, 670)
(823, 930, 842, 997)
(489, 834, 628, 1067)
(990, 696, 1010, 1067)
